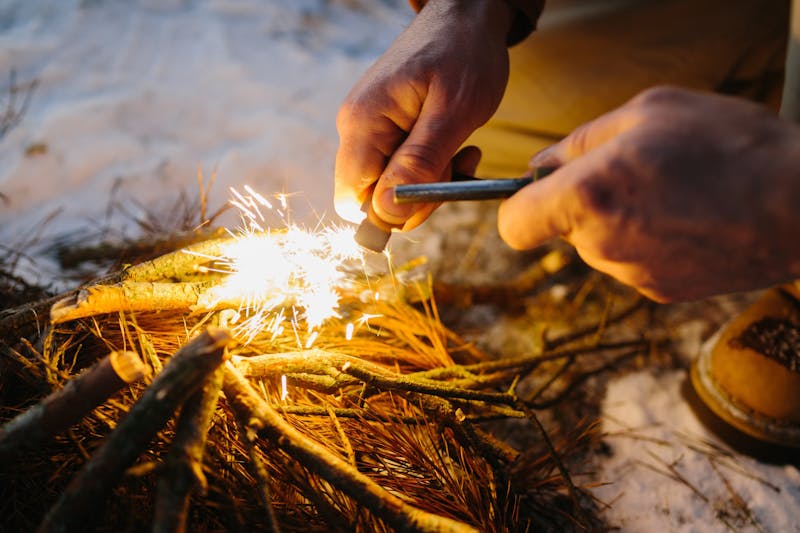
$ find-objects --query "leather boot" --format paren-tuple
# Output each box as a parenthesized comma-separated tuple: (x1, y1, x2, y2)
(691, 283, 800, 447)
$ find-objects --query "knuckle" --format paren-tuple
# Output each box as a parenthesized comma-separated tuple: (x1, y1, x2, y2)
(631, 85, 688, 109)
(391, 143, 446, 183)
(573, 177, 618, 216)
(565, 122, 593, 157)
(336, 98, 367, 135)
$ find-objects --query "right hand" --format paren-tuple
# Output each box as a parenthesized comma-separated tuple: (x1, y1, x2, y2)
(334, 0, 514, 231)
(498, 86, 800, 302)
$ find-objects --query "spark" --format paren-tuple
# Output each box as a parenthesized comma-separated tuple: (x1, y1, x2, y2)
(304, 331, 319, 349)
(191, 186, 366, 344)
(281, 374, 289, 401)
(357, 313, 383, 326)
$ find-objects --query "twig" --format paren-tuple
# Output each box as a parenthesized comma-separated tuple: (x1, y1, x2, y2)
(0, 293, 66, 343)
(235, 416, 281, 533)
(222, 363, 479, 533)
(237, 350, 516, 405)
(50, 281, 214, 324)
(56, 227, 227, 271)
(118, 236, 230, 283)
(427, 339, 647, 378)
(0, 69, 37, 139)
(37, 327, 231, 533)
(432, 249, 571, 308)
(234, 350, 395, 380)
(524, 355, 574, 404)
(2, 235, 232, 335)
(0, 350, 149, 464)
(421, 396, 518, 467)
(342, 363, 514, 405)
(519, 403, 592, 529)
(528, 349, 642, 409)
(544, 298, 646, 350)
(153, 366, 224, 533)
(236, 344, 644, 414)
(709, 458, 764, 533)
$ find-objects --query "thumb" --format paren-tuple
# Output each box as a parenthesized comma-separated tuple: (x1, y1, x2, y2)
(372, 106, 471, 225)
(395, 145, 483, 232)
(498, 165, 575, 250)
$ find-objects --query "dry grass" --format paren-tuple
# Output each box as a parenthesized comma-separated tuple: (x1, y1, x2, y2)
(0, 187, 661, 532)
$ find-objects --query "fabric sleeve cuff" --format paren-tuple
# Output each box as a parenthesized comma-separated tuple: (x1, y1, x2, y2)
(408, 0, 544, 46)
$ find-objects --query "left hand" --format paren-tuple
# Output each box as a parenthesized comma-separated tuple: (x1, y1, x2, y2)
(334, 0, 513, 231)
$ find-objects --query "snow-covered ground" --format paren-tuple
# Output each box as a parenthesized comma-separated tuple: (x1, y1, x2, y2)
(1, 1, 797, 530)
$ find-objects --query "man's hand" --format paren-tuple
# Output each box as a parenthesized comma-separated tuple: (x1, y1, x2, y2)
(334, 0, 513, 231)
(498, 86, 800, 302)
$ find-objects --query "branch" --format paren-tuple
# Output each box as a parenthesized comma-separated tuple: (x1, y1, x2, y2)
(0, 350, 149, 464)
(50, 281, 214, 324)
(544, 298, 646, 350)
(37, 327, 231, 533)
(222, 363, 479, 533)
(153, 366, 224, 533)
(234, 417, 281, 533)
(57, 227, 227, 271)
(1, 236, 233, 337)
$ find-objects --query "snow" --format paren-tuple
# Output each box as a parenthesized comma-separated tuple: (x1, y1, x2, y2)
(597, 370, 800, 532)
(0, 1, 797, 530)
(0, 0, 408, 250)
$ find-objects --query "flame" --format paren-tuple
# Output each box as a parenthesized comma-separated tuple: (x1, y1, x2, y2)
(192, 186, 366, 344)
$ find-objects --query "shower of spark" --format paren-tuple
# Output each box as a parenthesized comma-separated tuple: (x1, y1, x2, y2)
(192, 185, 370, 344)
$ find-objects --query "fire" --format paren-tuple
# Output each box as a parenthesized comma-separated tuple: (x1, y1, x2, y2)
(192, 186, 367, 344)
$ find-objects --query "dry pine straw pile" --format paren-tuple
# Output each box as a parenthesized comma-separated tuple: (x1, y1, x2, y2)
(0, 225, 654, 532)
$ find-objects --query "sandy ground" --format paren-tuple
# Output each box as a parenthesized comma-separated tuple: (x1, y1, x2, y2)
(1, 1, 798, 530)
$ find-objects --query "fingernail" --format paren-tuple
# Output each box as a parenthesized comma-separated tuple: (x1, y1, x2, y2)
(530, 146, 558, 167)
(376, 187, 413, 225)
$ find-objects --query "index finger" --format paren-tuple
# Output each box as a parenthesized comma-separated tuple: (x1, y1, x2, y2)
(531, 98, 643, 167)
(334, 110, 406, 223)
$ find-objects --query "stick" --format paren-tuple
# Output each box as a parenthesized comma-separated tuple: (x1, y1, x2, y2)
(37, 327, 231, 533)
(56, 228, 227, 272)
(222, 363, 479, 533)
(235, 417, 281, 533)
(50, 281, 213, 324)
(153, 366, 224, 533)
(431, 248, 570, 308)
(1, 235, 232, 336)
(519, 403, 592, 529)
(118, 236, 230, 283)
(0, 350, 149, 464)
(236, 351, 515, 405)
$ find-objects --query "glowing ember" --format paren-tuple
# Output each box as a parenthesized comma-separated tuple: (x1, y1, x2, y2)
(192, 186, 365, 344)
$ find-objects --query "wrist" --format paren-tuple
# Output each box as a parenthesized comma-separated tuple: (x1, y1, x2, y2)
(416, 0, 526, 46)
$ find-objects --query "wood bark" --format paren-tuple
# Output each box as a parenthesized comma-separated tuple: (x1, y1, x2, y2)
(37, 327, 231, 533)
(0, 350, 149, 464)
(222, 364, 479, 533)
